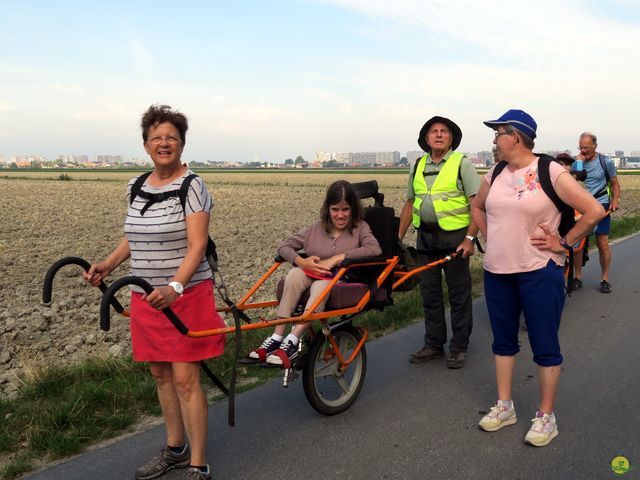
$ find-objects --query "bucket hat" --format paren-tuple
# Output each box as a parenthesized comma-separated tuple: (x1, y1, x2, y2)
(418, 116, 462, 152)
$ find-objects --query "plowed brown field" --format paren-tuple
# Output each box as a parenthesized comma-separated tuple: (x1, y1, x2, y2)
(1, 171, 638, 396)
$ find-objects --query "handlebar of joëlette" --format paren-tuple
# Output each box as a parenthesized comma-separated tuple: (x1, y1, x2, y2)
(43, 256, 127, 314)
(100, 276, 188, 335)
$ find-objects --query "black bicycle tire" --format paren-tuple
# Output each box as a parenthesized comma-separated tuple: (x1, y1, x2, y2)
(302, 323, 367, 416)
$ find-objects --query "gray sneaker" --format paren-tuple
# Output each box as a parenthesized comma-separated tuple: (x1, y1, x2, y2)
(134, 445, 190, 480)
(185, 465, 212, 480)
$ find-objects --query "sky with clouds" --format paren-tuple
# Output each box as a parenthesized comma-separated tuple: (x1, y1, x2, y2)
(1, 0, 639, 162)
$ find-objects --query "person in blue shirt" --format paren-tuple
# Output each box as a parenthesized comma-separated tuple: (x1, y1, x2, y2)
(572, 132, 621, 293)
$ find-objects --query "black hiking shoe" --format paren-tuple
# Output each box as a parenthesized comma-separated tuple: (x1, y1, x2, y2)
(573, 278, 583, 289)
(134, 445, 190, 480)
(409, 346, 444, 364)
(447, 351, 466, 369)
(600, 280, 612, 293)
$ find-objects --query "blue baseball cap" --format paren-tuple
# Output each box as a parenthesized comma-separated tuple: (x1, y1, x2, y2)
(483, 109, 537, 139)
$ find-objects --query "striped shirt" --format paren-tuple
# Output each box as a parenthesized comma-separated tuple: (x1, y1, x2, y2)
(124, 170, 213, 292)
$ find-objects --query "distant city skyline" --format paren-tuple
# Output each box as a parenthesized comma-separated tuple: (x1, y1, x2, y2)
(1, 1, 640, 163)
(4, 146, 639, 170)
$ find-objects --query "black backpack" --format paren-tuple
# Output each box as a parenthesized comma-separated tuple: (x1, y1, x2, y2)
(129, 171, 219, 271)
(490, 155, 576, 236)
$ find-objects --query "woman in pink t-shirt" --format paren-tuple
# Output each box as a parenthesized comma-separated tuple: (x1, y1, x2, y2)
(470, 110, 604, 447)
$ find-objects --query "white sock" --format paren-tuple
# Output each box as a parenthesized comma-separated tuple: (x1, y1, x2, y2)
(271, 334, 284, 342)
(284, 333, 299, 346)
(498, 399, 513, 409)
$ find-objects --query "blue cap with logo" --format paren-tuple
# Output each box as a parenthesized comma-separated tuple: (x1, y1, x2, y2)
(483, 109, 537, 139)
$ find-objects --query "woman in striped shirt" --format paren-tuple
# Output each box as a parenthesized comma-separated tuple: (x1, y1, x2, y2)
(84, 105, 222, 480)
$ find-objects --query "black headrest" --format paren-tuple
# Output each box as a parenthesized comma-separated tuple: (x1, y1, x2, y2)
(363, 206, 397, 259)
(352, 180, 384, 206)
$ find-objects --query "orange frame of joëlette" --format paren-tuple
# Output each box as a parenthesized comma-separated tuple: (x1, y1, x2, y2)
(177, 252, 459, 369)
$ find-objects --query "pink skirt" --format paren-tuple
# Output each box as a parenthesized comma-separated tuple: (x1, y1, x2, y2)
(130, 280, 226, 362)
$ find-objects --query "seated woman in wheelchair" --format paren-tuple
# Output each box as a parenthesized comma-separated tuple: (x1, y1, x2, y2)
(248, 180, 382, 366)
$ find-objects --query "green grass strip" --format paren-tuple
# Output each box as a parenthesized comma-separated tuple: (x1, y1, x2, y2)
(610, 214, 640, 240)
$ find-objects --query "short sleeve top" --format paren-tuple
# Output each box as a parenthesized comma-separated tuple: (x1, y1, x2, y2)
(124, 169, 213, 292)
(483, 158, 567, 274)
(580, 154, 617, 205)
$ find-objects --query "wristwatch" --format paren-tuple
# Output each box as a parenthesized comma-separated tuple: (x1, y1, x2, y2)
(169, 281, 184, 296)
(465, 235, 475, 242)
(559, 236, 571, 250)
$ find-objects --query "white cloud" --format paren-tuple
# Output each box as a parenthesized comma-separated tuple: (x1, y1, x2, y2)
(307, 0, 640, 152)
(322, 0, 639, 69)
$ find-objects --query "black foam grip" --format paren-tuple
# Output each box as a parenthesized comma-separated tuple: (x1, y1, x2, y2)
(43, 256, 125, 313)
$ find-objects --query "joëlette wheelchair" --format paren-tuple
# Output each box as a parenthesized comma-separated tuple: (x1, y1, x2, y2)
(43, 180, 458, 423)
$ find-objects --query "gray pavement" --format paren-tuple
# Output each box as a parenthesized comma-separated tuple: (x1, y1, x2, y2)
(26, 234, 640, 480)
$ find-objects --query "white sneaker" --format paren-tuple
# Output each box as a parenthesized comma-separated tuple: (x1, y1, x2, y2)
(525, 412, 558, 447)
(479, 400, 517, 432)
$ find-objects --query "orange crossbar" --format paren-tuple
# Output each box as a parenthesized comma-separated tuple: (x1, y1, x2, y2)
(327, 325, 369, 370)
(392, 253, 458, 290)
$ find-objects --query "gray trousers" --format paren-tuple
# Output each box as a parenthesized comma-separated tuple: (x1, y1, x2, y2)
(276, 267, 331, 318)
(417, 231, 473, 353)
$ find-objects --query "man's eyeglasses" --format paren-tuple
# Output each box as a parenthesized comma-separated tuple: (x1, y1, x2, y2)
(148, 136, 180, 145)
(494, 131, 513, 139)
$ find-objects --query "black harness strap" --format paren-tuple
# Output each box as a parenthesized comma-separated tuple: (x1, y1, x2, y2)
(199, 361, 229, 396)
(227, 304, 242, 427)
(138, 190, 181, 216)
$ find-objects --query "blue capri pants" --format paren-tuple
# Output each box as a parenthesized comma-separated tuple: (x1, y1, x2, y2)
(484, 260, 565, 367)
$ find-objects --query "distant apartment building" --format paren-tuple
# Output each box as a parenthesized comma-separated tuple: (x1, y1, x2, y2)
(350, 152, 376, 165)
(315, 150, 401, 166)
(374, 151, 401, 166)
(615, 150, 624, 158)
(314, 151, 332, 163)
(333, 152, 351, 164)
(405, 151, 423, 163)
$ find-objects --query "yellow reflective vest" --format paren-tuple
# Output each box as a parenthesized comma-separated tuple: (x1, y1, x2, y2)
(412, 152, 471, 231)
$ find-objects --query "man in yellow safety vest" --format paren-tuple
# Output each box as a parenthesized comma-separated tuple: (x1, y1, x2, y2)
(398, 116, 480, 369)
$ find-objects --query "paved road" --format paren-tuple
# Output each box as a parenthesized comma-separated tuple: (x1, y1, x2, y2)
(27, 235, 640, 480)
